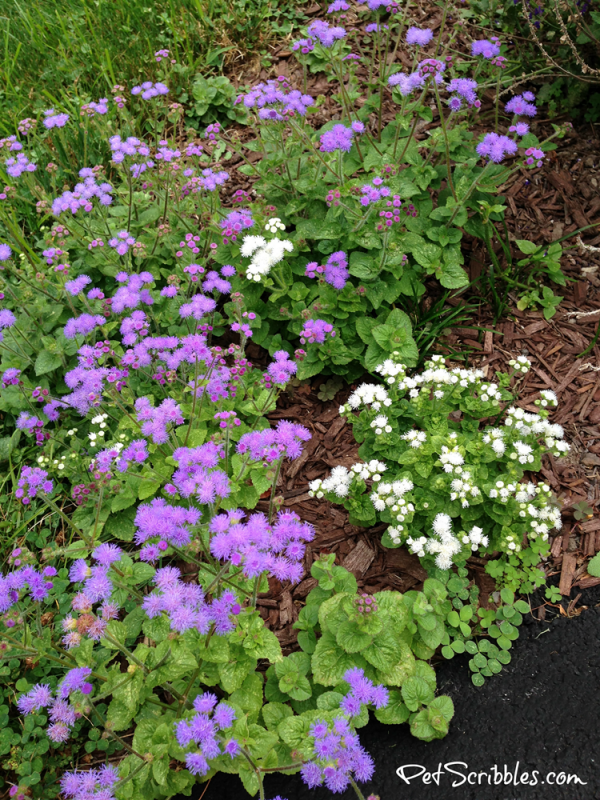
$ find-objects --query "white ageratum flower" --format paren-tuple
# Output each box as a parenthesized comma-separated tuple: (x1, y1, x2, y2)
(243, 237, 294, 282)
(370, 478, 414, 523)
(375, 358, 407, 384)
(449, 471, 480, 508)
(407, 535, 427, 556)
(308, 465, 353, 499)
(460, 525, 489, 551)
(509, 355, 531, 373)
(402, 430, 427, 448)
(537, 389, 558, 408)
(347, 383, 391, 410)
(426, 513, 461, 569)
(440, 445, 464, 473)
(371, 415, 392, 435)
(511, 440, 534, 464)
(264, 217, 286, 233)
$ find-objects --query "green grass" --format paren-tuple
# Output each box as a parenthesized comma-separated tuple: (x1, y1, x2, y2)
(0, 0, 305, 134)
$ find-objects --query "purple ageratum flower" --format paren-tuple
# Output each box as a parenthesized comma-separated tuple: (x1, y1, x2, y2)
(220, 208, 254, 242)
(305, 250, 349, 290)
(0, 308, 16, 329)
(505, 94, 537, 117)
(365, 23, 388, 32)
(267, 350, 298, 386)
(65, 275, 92, 296)
(307, 20, 346, 47)
(60, 766, 119, 799)
(203, 270, 231, 294)
(510, 122, 530, 136)
(2, 367, 21, 387)
(43, 109, 70, 128)
(92, 543, 122, 567)
(406, 27, 433, 46)
(16, 412, 42, 432)
(471, 39, 501, 58)
(64, 313, 106, 340)
(320, 124, 355, 153)
(108, 230, 136, 256)
(111, 271, 154, 313)
(169, 443, 231, 504)
(446, 78, 479, 109)
(300, 319, 335, 344)
(236, 420, 311, 463)
(174, 693, 238, 776)
(5, 153, 36, 177)
(301, 715, 375, 792)
(0, 243, 12, 261)
(209, 509, 314, 583)
(476, 132, 518, 163)
(525, 147, 545, 168)
(135, 396, 185, 444)
(179, 293, 217, 321)
(238, 80, 314, 121)
(17, 683, 53, 714)
(116, 439, 148, 473)
(120, 309, 148, 346)
(51, 174, 113, 216)
(342, 667, 389, 710)
(134, 497, 201, 557)
(292, 36, 315, 54)
(57, 667, 93, 699)
(131, 82, 169, 100)
(15, 466, 53, 504)
(328, 0, 350, 10)
(388, 71, 425, 96)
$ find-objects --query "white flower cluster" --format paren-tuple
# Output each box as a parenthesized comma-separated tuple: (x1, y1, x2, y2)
(370, 479, 414, 538)
(537, 390, 558, 408)
(409, 513, 462, 570)
(509, 355, 531, 373)
(240, 235, 293, 282)
(309, 465, 352, 499)
(488, 481, 561, 542)
(461, 525, 489, 551)
(344, 383, 392, 412)
(482, 428, 506, 457)
(308, 459, 387, 499)
(477, 382, 502, 403)
(440, 444, 465, 474)
(504, 407, 570, 457)
(264, 217, 286, 233)
(371, 415, 392, 435)
(449, 471, 480, 508)
(402, 430, 427, 448)
(89, 413, 109, 446)
(374, 355, 407, 385)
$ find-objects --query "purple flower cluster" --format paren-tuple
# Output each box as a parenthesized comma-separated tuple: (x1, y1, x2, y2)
(108, 229, 136, 255)
(505, 93, 537, 117)
(131, 81, 169, 99)
(169, 443, 231, 502)
(0, 242, 12, 261)
(300, 319, 335, 345)
(301, 715, 375, 792)
(5, 153, 37, 177)
(525, 146, 544, 168)
(203, 268, 233, 294)
(43, 109, 70, 129)
(179, 293, 217, 320)
(237, 420, 311, 463)
(305, 251, 349, 290)
(266, 350, 298, 385)
(61, 597, 119, 648)
(476, 132, 518, 163)
(135, 396, 184, 444)
(174, 693, 238, 776)
(406, 27, 433, 46)
(360, 176, 391, 205)
(471, 38, 501, 58)
(0, 308, 16, 331)
(198, 168, 229, 191)
(339, 667, 389, 717)
(65, 275, 92, 296)
(320, 123, 362, 153)
(446, 78, 480, 111)
(109, 135, 154, 175)
(292, 37, 315, 54)
(62, 363, 109, 415)
(210, 509, 314, 583)
(81, 98, 109, 116)
(388, 71, 425, 96)
(64, 313, 106, 340)
(17, 676, 85, 744)
(112, 271, 154, 312)
(0, 564, 56, 613)
(307, 20, 347, 47)
(52, 170, 113, 215)
(2, 367, 20, 386)
(69, 550, 118, 603)
(120, 310, 148, 345)
(142, 567, 240, 635)
(220, 209, 254, 243)
(60, 766, 119, 800)
(15, 466, 53, 504)
(134, 498, 201, 561)
(239, 79, 314, 121)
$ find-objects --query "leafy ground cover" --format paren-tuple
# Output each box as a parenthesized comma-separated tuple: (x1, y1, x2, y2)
(0, 0, 600, 799)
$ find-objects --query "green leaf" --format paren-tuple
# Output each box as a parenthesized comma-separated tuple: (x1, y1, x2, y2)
(374, 690, 410, 724)
(362, 628, 403, 672)
(312, 630, 366, 686)
(401, 676, 434, 712)
(587, 552, 600, 577)
(262, 702, 293, 732)
(106, 698, 134, 731)
(336, 620, 373, 653)
(515, 239, 539, 255)
(35, 350, 62, 376)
